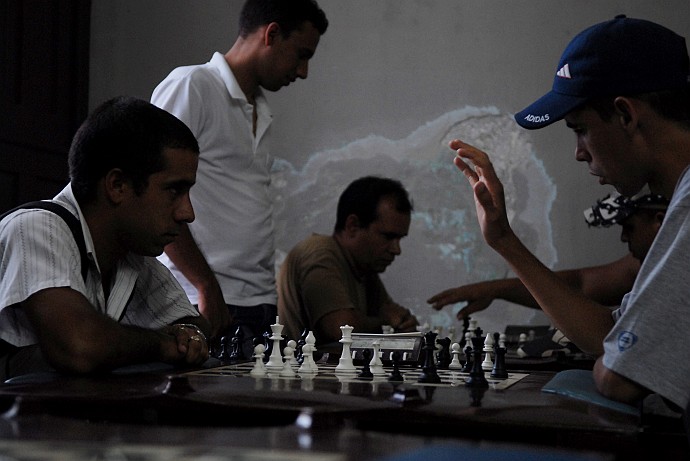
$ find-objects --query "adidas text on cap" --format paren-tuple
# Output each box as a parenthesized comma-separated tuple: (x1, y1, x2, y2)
(515, 15, 690, 130)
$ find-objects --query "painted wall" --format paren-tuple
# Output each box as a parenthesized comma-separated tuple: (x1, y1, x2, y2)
(89, 1, 690, 335)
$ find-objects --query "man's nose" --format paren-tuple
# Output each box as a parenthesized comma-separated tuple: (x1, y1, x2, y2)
(177, 194, 195, 223)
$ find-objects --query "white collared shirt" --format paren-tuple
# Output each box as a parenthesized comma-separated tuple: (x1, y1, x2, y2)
(151, 52, 277, 306)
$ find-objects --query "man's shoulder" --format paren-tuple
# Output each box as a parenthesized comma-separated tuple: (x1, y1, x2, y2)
(155, 60, 224, 94)
(293, 234, 338, 252)
(1, 206, 70, 237)
(288, 234, 343, 264)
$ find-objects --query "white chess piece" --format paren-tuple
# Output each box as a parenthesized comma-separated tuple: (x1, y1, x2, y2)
(370, 341, 386, 376)
(336, 325, 356, 374)
(449, 342, 463, 369)
(265, 316, 284, 371)
(286, 339, 299, 369)
(250, 344, 267, 377)
(299, 344, 317, 375)
(305, 331, 319, 373)
(280, 345, 296, 377)
(518, 333, 527, 346)
(469, 319, 478, 337)
(482, 333, 494, 371)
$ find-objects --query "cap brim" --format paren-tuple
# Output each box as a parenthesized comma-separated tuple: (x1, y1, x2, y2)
(514, 91, 588, 130)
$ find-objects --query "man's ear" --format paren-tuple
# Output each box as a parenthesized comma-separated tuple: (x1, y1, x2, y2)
(103, 168, 128, 205)
(613, 97, 639, 132)
(264, 22, 281, 46)
(344, 214, 361, 236)
(654, 211, 666, 230)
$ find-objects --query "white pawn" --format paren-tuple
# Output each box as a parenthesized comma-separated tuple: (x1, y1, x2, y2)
(280, 345, 296, 378)
(299, 344, 316, 374)
(250, 344, 267, 377)
(449, 342, 463, 369)
(481, 333, 494, 371)
(286, 339, 299, 369)
(370, 341, 386, 376)
(499, 333, 507, 349)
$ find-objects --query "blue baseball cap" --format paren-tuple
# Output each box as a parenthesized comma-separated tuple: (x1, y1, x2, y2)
(515, 15, 690, 130)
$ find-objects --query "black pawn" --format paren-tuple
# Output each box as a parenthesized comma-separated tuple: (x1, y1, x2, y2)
(418, 331, 441, 384)
(388, 351, 404, 383)
(460, 316, 470, 349)
(491, 333, 509, 379)
(358, 349, 374, 380)
(436, 337, 452, 369)
(461, 344, 473, 373)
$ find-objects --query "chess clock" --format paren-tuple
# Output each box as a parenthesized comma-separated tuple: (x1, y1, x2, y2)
(348, 332, 423, 366)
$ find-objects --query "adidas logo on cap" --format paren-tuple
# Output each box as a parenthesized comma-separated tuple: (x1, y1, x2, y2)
(556, 63, 571, 79)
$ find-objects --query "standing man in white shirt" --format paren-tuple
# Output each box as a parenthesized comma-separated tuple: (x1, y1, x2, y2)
(151, 0, 328, 348)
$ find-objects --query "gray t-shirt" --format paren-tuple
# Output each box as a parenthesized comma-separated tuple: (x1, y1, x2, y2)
(604, 166, 690, 410)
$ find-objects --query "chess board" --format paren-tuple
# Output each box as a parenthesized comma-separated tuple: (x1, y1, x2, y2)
(186, 361, 528, 391)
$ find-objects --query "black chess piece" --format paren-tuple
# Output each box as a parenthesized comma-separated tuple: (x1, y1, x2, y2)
(388, 351, 404, 383)
(214, 335, 228, 360)
(228, 326, 246, 362)
(466, 330, 489, 388)
(357, 349, 374, 380)
(262, 330, 272, 361)
(461, 316, 470, 349)
(436, 337, 452, 369)
(490, 332, 509, 379)
(418, 331, 441, 384)
(461, 344, 473, 373)
(296, 329, 309, 365)
(468, 386, 487, 407)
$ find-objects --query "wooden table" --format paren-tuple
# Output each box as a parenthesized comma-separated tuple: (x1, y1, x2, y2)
(0, 361, 685, 460)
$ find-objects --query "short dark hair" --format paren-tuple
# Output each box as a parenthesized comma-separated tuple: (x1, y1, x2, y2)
(334, 176, 413, 233)
(238, 0, 328, 38)
(68, 96, 199, 203)
(586, 86, 690, 131)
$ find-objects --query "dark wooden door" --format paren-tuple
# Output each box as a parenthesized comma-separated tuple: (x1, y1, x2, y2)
(0, 0, 91, 212)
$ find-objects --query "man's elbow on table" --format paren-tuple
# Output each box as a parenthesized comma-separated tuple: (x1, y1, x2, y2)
(593, 356, 649, 405)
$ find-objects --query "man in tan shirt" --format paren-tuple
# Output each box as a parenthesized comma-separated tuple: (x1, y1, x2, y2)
(277, 176, 419, 345)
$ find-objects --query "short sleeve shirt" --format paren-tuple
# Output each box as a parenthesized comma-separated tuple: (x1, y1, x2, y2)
(604, 166, 690, 410)
(277, 234, 393, 341)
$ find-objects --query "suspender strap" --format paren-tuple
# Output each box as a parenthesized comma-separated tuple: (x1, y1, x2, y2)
(1, 201, 89, 281)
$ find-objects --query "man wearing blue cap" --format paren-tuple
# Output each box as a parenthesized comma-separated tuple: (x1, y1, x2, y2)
(450, 16, 690, 410)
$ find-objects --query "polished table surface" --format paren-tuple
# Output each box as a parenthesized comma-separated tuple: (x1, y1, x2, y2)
(0, 358, 686, 460)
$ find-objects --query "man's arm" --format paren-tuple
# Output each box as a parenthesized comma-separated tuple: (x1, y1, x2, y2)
(311, 281, 418, 344)
(451, 139, 614, 355)
(316, 309, 389, 344)
(427, 253, 640, 318)
(593, 356, 649, 403)
(164, 224, 229, 338)
(23, 287, 209, 374)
